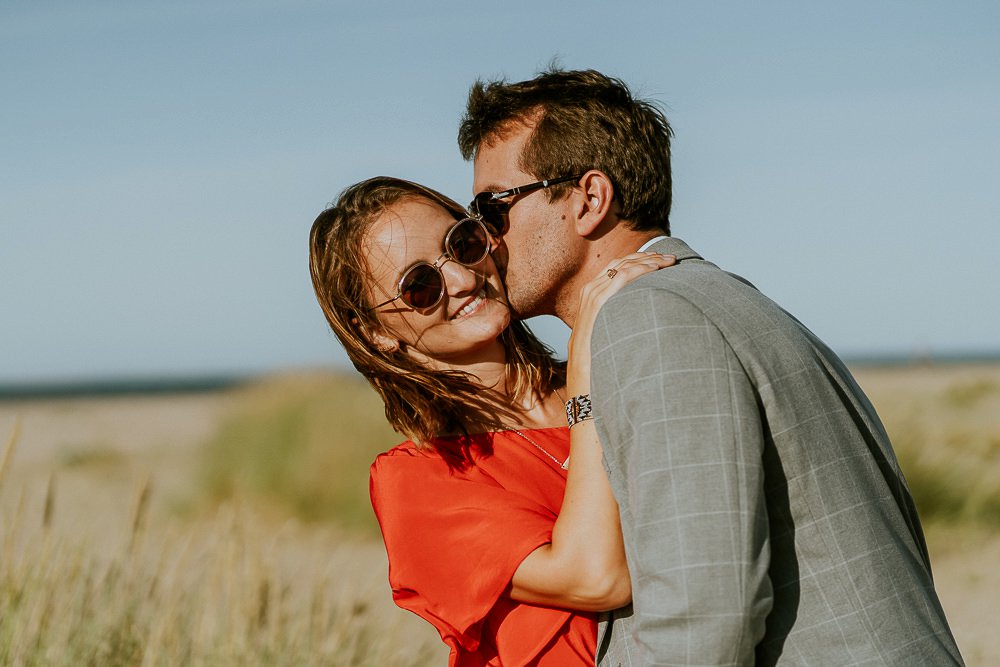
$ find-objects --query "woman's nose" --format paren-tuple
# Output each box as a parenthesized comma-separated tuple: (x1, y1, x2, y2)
(439, 259, 480, 296)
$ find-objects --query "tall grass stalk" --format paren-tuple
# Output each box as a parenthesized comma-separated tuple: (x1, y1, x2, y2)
(0, 418, 19, 490)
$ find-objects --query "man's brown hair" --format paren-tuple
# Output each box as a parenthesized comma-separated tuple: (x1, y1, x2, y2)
(459, 68, 673, 234)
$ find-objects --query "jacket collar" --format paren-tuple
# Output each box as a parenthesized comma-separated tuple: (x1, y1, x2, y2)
(645, 236, 703, 262)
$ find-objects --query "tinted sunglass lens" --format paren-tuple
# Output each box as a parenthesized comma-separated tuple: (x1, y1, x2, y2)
(487, 207, 508, 235)
(449, 219, 489, 264)
(473, 194, 507, 236)
(399, 264, 443, 310)
(470, 193, 488, 217)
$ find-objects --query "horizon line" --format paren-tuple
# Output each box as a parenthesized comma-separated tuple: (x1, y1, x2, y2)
(2, 350, 1000, 401)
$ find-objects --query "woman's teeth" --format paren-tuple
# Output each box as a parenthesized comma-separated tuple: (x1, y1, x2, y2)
(454, 287, 486, 319)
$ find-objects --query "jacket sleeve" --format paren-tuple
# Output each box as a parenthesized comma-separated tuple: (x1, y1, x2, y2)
(591, 285, 773, 665)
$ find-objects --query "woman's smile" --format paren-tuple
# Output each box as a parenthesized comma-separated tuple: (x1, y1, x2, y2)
(451, 285, 488, 320)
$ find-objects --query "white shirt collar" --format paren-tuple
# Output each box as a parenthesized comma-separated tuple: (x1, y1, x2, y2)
(637, 235, 669, 253)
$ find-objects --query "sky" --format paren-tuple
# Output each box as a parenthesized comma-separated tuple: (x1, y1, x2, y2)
(2, 0, 998, 383)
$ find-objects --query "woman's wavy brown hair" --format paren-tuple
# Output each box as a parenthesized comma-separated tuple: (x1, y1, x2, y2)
(308, 176, 566, 445)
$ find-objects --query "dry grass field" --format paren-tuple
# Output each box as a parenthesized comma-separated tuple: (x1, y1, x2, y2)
(1, 362, 998, 665)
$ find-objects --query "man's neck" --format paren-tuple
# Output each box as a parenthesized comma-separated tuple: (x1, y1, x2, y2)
(556, 229, 665, 329)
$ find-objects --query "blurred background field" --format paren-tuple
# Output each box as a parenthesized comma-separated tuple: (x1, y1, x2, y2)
(1, 362, 998, 666)
(5, 4, 997, 665)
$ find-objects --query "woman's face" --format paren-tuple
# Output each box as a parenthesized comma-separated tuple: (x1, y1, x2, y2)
(362, 197, 511, 368)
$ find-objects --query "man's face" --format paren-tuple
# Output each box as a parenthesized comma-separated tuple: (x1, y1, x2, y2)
(471, 122, 579, 319)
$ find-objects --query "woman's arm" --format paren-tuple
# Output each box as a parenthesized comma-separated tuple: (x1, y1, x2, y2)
(509, 252, 676, 612)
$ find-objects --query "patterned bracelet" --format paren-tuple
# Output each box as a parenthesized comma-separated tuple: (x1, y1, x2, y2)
(565, 394, 593, 428)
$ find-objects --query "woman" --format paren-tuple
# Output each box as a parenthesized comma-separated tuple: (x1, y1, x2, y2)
(309, 177, 673, 665)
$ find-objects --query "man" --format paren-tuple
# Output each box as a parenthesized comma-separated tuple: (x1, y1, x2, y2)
(459, 68, 962, 665)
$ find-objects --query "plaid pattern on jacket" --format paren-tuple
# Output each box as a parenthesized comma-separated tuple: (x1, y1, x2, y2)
(592, 237, 962, 666)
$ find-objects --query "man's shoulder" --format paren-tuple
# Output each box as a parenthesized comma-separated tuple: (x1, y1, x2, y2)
(606, 238, 759, 313)
(632, 235, 746, 279)
(595, 237, 807, 354)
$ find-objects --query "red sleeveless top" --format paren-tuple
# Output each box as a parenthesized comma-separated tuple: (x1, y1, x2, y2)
(369, 426, 597, 666)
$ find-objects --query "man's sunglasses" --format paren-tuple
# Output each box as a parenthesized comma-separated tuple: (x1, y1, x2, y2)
(469, 174, 583, 236)
(369, 217, 492, 312)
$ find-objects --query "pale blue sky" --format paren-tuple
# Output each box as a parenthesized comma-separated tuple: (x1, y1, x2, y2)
(2, 1, 998, 382)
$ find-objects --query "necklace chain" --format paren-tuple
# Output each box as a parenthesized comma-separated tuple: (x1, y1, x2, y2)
(508, 428, 570, 470)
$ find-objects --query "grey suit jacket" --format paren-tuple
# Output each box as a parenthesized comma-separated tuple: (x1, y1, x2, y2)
(592, 237, 962, 666)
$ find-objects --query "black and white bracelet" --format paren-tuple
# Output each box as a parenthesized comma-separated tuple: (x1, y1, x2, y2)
(565, 394, 593, 428)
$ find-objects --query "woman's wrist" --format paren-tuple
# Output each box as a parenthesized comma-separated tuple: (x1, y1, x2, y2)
(565, 394, 593, 428)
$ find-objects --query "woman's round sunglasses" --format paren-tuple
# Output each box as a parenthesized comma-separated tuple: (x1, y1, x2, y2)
(468, 174, 583, 236)
(369, 217, 493, 312)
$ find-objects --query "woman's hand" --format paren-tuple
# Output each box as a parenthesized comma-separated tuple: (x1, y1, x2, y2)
(568, 252, 677, 394)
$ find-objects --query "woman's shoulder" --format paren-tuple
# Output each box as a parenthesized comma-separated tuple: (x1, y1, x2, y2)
(368, 437, 482, 513)
(369, 430, 503, 481)
(370, 437, 460, 474)
(370, 440, 428, 471)
(374, 439, 422, 459)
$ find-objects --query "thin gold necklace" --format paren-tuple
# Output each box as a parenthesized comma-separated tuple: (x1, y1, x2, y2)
(507, 428, 570, 470)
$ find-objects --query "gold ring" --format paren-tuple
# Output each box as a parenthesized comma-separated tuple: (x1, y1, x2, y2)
(607, 268, 618, 279)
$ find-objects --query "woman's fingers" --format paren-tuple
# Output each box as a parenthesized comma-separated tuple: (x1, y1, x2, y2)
(605, 253, 676, 281)
(584, 253, 676, 301)
(601, 252, 674, 274)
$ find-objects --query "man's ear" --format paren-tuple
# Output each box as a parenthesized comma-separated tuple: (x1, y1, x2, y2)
(351, 316, 400, 354)
(574, 170, 614, 237)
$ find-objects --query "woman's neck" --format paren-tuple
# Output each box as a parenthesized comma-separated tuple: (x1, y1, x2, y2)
(413, 339, 566, 432)
(508, 385, 567, 430)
